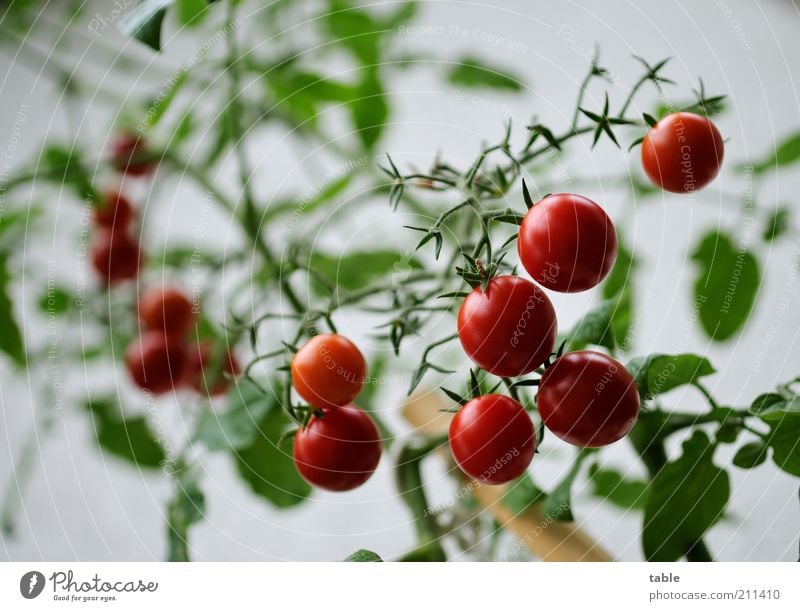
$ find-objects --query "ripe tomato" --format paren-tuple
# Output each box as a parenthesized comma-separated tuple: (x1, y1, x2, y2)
(537, 350, 640, 447)
(517, 193, 618, 293)
(138, 286, 195, 337)
(641, 112, 724, 193)
(90, 229, 142, 284)
(125, 331, 187, 394)
(183, 342, 240, 396)
(93, 190, 134, 230)
(109, 132, 156, 177)
(293, 404, 382, 491)
(449, 394, 535, 484)
(457, 275, 557, 377)
(291, 334, 367, 409)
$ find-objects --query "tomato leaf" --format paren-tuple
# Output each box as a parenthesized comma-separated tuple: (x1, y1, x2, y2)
(627, 353, 715, 399)
(447, 57, 523, 91)
(176, 0, 207, 27)
(344, 549, 383, 562)
(309, 249, 421, 293)
(750, 392, 800, 421)
(762, 207, 791, 242)
(588, 463, 648, 510)
(349, 67, 388, 150)
(85, 398, 166, 468)
(543, 449, 592, 521)
(193, 382, 273, 451)
(566, 296, 630, 351)
(642, 431, 729, 561)
(732, 441, 769, 469)
(691, 229, 760, 341)
(324, 0, 383, 64)
(763, 414, 800, 476)
(118, 0, 172, 52)
(0, 252, 25, 367)
(753, 131, 800, 174)
(502, 473, 545, 514)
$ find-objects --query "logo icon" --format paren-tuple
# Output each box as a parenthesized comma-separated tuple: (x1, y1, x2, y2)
(20, 571, 45, 599)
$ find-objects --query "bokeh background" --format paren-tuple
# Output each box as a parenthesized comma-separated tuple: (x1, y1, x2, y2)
(1, 0, 800, 561)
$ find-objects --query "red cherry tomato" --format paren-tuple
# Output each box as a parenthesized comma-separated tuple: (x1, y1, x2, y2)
(449, 394, 535, 485)
(641, 112, 724, 193)
(183, 341, 240, 396)
(517, 193, 618, 293)
(110, 132, 156, 177)
(138, 286, 195, 337)
(93, 190, 134, 230)
(293, 404, 382, 491)
(291, 334, 367, 409)
(90, 229, 142, 284)
(125, 331, 187, 394)
(457, 275, 557, 377)
(537, 350, 640, 447)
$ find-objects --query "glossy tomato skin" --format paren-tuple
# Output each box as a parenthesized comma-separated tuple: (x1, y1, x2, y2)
(110, 133, 156, 177)
(293, 404, 382, 491)
(449, 394, 535, 484)
(138, 286, 195, 337)
(538, 350, 640, 448)
(125, 331, 188, 394)
(518, 193, 618, 293)
(641, 112, 724, 193)
(183, 341, 240, 396)
(93, 190, 134, 230)
(457, 275, 557, 377)
(291, 334, 367, 409)
(90, 229, 142, 284)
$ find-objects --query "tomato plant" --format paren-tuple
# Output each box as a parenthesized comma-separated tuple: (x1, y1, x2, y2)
(2, 0, 798, 565)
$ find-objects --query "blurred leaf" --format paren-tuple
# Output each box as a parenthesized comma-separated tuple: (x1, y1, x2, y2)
(602, 239, 637, 300)
(40, 145, 93, 199)
(447, 57, 522, 91)
(325, 0, 383, 64)
(566, 296, 630, 351)
(765, 414, 800, 476)
(345, 549, 383, 562)
(118, 0, 172, 51)
(588, 463, 647, 510)
(263, 172, 354, 223)
(643, 431, 729, 561)
(502, 473, 545, 514)
(176, 0, 207, 27)
(732, 441, 769, 469)
(762, 207, 791, 242)
(382, 1, 417, 28)
(0, 253, 25, 367)
(234, 385, 311, 507)
(543, 449, 592, 521)
(349, 67, 388, 150)
(309, 249, 421, 292)
(753, 131, 800, 174)
(691, 230, 760, 341)
(193, 382, 273, 451)
(86, 398, 166, 468)
(166, 468, 205, 561)
(750, 392, 800, 421)
(142, 71, 188, 129)
(38, 286, 71, 316)
(627, 353, 715, 399)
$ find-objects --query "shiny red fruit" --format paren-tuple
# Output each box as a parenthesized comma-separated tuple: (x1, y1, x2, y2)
(125, 331, 188, 394)
(518, 193, 618, 293)
(138, 286, 195, 337)
(93, 190, 134, 230)
(293, 404, 382, 491)
(291, 334, 367, 409)
(641, 112, 724, 193)
(457, 275, 557, 377)
(538, 350, 640, 448)
(110, 132, 156, 177)
(90, 229, 142, 284)
(449, 394, 535, 485)
(183, 342, 240, 396)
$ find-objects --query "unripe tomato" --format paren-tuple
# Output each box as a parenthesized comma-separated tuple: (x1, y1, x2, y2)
(125, 331, 188, 394)
(110, 132, 156, 177)
(641, 112, 724, 193)
(537, 350, 640, 447)
(517, 193, 618, 293)
(457, 275, 557, 377)
(183, 341, 240, 396)
(93, 190, 134, 230)
(291, 334, 367, 409)
(449, 394, 535, 485)
(293, 404, 382, 491)
(138, 286, 195, 337)
(90, 229, 142, 284)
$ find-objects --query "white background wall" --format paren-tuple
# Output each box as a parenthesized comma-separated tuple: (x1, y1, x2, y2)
(2, 0, 800, 561)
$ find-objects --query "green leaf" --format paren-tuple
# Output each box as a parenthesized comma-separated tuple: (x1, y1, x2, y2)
(691, 230, 760, 341)
(325, 0, 383, 64)
(176, 0, 207, 27)
(627, 353, 715, 399)
(166, 468, 205, 561)
(447, 57, 522, 91)
(764, 414, 800, 476)
(543, 449, 592, 521)
(142, 71, 188, 129)
(732, 441, 769, 469)
(309, 249, 421, 292)
(588, 464, 648, 510)
(566, 297, 630, 351)
(193, 382, 273, 452)
(642, 431, 729, 561)
(118, 0, 172, 51)
(753, 131, 800, 174)
(344, 549, 383, 562)
(350, 67, 388, 150)
(762, 207, 791, 242)
(602, 239, 637, 300)
(750, 393, 800, 421)
(234, 386, 311, 508)
(86, 398, 166, 468)
(40, 145, 93, 199)
(502, 473, 545, 514)
(38, 286, 71, 316)
(264, 172, 354, 223)
(0, 253, 25, 367)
